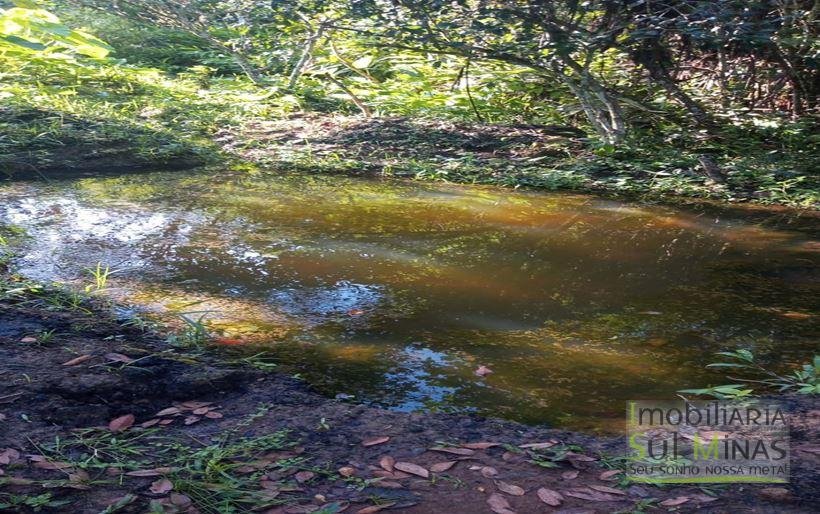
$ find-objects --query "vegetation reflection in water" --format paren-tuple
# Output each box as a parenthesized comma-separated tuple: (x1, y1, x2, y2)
(1, 169, 817, 432)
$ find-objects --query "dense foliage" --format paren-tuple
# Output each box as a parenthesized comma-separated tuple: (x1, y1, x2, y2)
(1, 0, 817, 205)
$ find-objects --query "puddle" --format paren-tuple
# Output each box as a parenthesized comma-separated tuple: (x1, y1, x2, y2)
(1, 170, 817, 431)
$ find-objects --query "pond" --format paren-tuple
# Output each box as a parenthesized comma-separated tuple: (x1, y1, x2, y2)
(1, 169, 818, 432)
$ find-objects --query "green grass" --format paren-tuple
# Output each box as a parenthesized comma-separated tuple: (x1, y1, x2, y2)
(19, 407, 308, 514)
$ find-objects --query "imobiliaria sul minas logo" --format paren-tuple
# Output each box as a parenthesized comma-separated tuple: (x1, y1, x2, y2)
(626, 400, 789, 483)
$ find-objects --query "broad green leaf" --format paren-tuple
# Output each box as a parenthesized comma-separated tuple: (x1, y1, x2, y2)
(0, 33, 45, 51)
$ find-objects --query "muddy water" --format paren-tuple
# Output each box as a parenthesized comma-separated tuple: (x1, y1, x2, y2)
(1, 170, 818, 431)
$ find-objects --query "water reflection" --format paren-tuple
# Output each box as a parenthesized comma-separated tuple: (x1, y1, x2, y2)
(0, 171, 817, 432)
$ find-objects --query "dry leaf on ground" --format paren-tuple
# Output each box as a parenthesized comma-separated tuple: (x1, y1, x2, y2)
(462, 442, 500, 449)
(430, 461, 457, 472)
(338, 466, 356, 477)
(356, 502, 396, 514)
(150, 478, 173, 494)
(536, 487, 563, 506)
(294, 471, 315, 483)
(393, 462, 429, 478)
(496, 481, 525, 496)
(378, 455, 395, 472)
(62, 354, 93, 366)
(599, 469, 622, 480)
(362, 436, 390, 447)
(486, 492, 515, 514)
(430, 446, 475, 456)
(659, 496, 690, 507)
(589, 484, 626, 495)
(108, 414, 135, 433)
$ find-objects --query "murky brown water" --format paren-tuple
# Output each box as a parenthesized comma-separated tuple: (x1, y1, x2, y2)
(1, 170, 818, 431)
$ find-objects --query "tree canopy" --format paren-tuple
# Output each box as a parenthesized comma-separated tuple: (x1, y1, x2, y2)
(1, 0, 817, 204)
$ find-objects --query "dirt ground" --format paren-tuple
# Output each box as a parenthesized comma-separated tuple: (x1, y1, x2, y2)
(0, 280, 818, 513)
(217, 115, 585, 171)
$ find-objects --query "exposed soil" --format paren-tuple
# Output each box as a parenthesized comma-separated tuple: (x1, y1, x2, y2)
(1, 276, 818, 514)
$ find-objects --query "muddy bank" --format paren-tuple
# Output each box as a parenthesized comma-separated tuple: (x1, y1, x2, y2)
(0, 279, 818, 513)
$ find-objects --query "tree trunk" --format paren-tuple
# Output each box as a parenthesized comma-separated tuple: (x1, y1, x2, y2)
(555, 61, 626, 145)
(632, 44, 716, 130)
(325, 75, 372, 116)
(195, 32, 263, 84)
(697, 154, 726, 184)
(288, 26, 325, 89)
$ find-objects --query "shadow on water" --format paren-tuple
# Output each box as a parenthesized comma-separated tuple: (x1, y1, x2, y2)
(1, 169, 817, 432)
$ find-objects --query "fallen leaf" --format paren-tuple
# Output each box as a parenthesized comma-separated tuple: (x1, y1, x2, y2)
(501, 451, 517, 462)
(205, 411, 223, 419)
(140, 419, 161, 428)
(462, 442, 500, 450)
(294, 471, 315, 483)
(20, 336, 37, 343)
(192, 406, 211, 415)
(362, 436, 390, 447)
(338, 466, 356, 477)
(348, 309, 365, 316)
(378, 455, 395, 472)
(150, 478, 174, 494)
(356, 503, 395, 514)
(659, 496, 690, 507)
(393, 462, 429, 478)
(155, 407, 181, 417)
(480, 466, 498, 478)
(377, 480, 403, 489)
(179, 401, 212, 410)
(690, 493, 719, 503)
(33, 460, 73, 470)
(496, 481, 525, 496)
(519, 442, 556, 450)
(599, 469, 622, 481)
(537, 487, 563, 506)
(4, 477, 34, 485)
(475, 365, 493, 377)
(108, 414, 135, 433)
(372, 470, 406, 479)
(430, 446, 475, 456)
(565, 452, 596, 462)
(159, 419, 175, 425)
(0, 448, 20, 465)
(104, 495, 137, 510)
(590, 485, 626, 495)
(561, 470, 579, 480)
(104, 352, 134, 364)
(183, 415, 201, 425)
(564, 487, 623, 502)
(169, 493, 192, 507)
(62, 354, 93, 366)
(125, 468, 174, 477)
(429, 461, 457, 473)
(486, 492, 515, 514)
